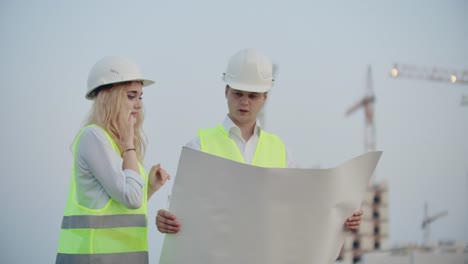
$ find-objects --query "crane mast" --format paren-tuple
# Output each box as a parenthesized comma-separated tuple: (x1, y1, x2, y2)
(346, 65, 376, 152)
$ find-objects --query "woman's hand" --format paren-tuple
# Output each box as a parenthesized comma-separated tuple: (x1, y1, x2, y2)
(148, 164, 170, 192)
(119, 109, 136, 149)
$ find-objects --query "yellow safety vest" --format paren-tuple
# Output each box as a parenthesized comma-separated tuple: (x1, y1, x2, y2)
(56, 125, 148, 264)
(199, 124, 286, 168)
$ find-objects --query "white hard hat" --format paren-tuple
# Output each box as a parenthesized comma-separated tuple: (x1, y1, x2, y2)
(222, 48, 274, 93)
(86, 56, 155, 99)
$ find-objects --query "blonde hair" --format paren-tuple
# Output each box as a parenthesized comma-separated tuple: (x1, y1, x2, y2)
(86, 81, 146, 161)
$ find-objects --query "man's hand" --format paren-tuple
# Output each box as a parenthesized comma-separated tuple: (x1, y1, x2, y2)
(344, 209, 363, 231)
(156, 209, 181, 234)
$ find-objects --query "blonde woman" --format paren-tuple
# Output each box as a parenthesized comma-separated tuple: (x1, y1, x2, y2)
(56, 57, 169, 264)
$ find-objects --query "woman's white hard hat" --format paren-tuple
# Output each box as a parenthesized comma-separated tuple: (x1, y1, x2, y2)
(86, 56, 155, 99)
(222, 48, 274, 93)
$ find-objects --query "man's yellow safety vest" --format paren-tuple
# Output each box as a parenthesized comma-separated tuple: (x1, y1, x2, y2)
(199, 124, 286, 168)
(56, 125, 148, 264)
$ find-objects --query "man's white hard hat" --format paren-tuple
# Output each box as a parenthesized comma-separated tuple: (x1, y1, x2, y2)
(86, 56, 155, 99)
(223, 48, 274, 93)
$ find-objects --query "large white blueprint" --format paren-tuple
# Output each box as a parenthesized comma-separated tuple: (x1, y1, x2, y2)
(159, 147, 382, 264)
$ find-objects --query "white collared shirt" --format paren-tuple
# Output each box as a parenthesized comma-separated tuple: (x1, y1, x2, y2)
(185, 115, 295, 168)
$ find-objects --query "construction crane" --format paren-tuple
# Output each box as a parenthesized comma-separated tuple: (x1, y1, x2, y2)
(421, 202, 448, 246)
(390, 63, 468, 106)
(346, 65, 376, 152)
(390, 63, 468, 84)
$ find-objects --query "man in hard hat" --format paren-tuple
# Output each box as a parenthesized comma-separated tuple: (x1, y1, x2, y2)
(156, 48, 362, 233)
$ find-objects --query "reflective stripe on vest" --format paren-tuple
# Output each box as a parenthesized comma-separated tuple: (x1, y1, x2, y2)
(61, 214, 147, 229)
(56, 125, 148, 263)
(199, 124, 286, 168)
(56, 252, 148, 264)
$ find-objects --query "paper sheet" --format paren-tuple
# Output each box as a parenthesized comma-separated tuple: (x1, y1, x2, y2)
(159, 147, 382, 264)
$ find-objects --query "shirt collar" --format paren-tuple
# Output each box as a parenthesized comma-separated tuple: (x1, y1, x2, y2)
(222, 114, 262, 137)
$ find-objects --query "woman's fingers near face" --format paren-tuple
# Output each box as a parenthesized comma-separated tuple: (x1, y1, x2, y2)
(128, 112, 136, 125)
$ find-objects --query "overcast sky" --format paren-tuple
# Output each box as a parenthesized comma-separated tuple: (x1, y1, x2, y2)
(1, 1, 467, 263)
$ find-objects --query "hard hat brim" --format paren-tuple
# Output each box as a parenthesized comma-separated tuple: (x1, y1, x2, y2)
(86, 78, 155, 100)
(225, 81, 271, 93)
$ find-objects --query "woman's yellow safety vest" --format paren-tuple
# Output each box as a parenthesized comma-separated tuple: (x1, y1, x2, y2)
(56, 125, 148, 264)
(199, 124, 286, 168)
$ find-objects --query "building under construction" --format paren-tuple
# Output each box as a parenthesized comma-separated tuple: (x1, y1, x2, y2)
(337, 63, 466, 263)
(337, 181, 390, 263)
